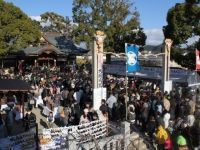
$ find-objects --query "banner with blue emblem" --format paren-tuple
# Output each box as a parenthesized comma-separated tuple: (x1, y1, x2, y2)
(125, 43, 140, 72)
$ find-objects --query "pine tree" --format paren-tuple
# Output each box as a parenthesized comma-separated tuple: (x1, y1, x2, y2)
(72, 0, 146, 52)
(0, 0, 41, 55)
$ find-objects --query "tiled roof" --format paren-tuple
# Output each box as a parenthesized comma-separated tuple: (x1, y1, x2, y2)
(43, 32, 89, 55)
(23, 32, 89, 55)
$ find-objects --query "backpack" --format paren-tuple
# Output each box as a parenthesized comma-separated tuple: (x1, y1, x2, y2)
(156, 125, 169, 144)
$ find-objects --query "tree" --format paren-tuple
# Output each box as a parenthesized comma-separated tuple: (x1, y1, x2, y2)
(163, 0, 200, 69)
(72, 0, 146, 52)
(0, 0, 41, 55)
(40, 12, 73, 37)
(163, 0, 200, 48)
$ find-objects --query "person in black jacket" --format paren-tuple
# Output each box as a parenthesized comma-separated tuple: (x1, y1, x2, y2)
(99, 99, 108, 113)
(24, 108, 36, 132)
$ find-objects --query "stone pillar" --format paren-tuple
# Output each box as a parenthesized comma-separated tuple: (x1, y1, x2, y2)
(122, 121, 130, 150)
(93, 31, 106, 88)
(93, 38, 98, 89)
(92, 31, 106, 104)
(162, 39, 173, 92)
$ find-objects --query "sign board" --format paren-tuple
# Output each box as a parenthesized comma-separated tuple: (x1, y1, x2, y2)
(93, 88, 107, 110)
(164, 80, 172, 93)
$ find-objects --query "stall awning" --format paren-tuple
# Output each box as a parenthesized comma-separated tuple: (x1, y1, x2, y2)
(0, 79, 32, 91)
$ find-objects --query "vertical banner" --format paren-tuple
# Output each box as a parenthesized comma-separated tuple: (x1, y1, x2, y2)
(196, 49, 200, 70)
(93, 88, 107, 110)
(125, 43, 140, 72)
(97, 53, 103, 87)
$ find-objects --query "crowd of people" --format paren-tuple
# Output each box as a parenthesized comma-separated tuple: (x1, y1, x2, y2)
(0, 63, 199, 149)
(104, 75, 199, 150)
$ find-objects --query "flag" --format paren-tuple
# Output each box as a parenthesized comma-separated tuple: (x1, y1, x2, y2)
(125, 43, 140, 72)
(196, 49, 200, 70)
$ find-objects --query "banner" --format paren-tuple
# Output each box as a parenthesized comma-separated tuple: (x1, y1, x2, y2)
(125, 43, 140, 72)
(97, 53, 103, 87)
(196, 49, 200, 70)
(93, 88, 107, 110)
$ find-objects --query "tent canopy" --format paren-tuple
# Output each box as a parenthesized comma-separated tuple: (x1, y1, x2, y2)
(0, 79, 32, 91)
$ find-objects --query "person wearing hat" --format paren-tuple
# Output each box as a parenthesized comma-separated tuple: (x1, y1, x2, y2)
(177, 135, 189, 150)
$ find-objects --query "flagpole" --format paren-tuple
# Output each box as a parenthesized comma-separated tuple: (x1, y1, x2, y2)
(125, 59, 128, 121)
(125, 43, 128, 121)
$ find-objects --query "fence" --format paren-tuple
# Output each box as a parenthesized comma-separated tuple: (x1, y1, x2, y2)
(0, 131, 36, 150)
(77, 121, 131, 150)
(0, 121, 152, 150)
(39, 120, 107, 149)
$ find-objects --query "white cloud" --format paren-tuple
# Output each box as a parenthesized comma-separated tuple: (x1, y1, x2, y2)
(30, 16, 41, 21)
(144, 29, 164, 45)
(30, 16, 50, 27)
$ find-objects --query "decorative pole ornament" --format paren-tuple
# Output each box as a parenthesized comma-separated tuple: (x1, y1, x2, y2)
(165, 39, 173, 54)
(94, 30, 106, 52)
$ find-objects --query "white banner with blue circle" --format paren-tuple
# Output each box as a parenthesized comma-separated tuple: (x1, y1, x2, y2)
(125, 43, 140, 72)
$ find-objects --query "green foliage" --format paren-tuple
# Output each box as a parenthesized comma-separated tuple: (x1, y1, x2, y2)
(0, 0, 41, 55)
(40, 12, 73, 37)
(163, 0, 200, 48)
(72, 0, 146, 52)
(163, 0, 200, 69)
(171, 45, 196, 69)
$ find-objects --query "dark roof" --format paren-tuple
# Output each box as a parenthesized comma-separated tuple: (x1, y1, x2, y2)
(23, 45, 64, 56)
(23, 32, 89, 56)
(0, 79, 32, 91)
(43, 32, 89, 55)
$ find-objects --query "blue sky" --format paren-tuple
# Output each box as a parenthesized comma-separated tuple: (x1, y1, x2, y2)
(5, 0, 185, 45)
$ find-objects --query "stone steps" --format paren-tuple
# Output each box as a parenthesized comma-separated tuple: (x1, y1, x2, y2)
(127, 132, 148, 150)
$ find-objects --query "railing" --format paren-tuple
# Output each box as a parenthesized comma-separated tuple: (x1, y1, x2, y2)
(0, 121, 152, 150)
(39, 120, 107, 149)
(0, 131, 36, 150)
